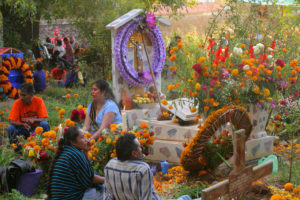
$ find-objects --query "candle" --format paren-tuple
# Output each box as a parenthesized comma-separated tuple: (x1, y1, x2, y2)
(122, 110, 128, 131)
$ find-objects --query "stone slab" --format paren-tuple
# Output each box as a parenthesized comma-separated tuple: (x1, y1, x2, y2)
(146, 139, 184, 164)
(138, 119, 198, 141)
(146, 136, 274, 164)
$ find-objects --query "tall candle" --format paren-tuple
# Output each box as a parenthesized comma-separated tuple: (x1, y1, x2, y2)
(122, 110, 127, 131)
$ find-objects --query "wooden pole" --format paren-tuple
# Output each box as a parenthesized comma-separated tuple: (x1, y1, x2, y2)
(232, 129, 246, 173)
(141, 31, 163, 113)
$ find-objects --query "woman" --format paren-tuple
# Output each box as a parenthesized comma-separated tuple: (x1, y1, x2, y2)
(47, 126, 104, 200)
(51, 61, 66, 86)
(83, 79, 122, 140)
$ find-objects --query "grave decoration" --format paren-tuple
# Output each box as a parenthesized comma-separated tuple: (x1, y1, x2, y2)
(201, 129, 273, 200)
(180, 105, 252, 172)
(0, 57, 33, 98)
(106, 9, 170, 106)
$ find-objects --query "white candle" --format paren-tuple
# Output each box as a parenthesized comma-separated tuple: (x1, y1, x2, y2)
(122, 110, 127, 131)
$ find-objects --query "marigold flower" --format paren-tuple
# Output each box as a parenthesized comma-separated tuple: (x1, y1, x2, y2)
(173, 118, 178, 123)
(169, 49, 174, 55)
(282, 48, 287, 52)
(85, 132, 91, 138)
(204, 106, 209, 111)
(55, 106, 59, 111)
(35, 127, 43, 135)
(190, 107, 196, 113)
(240, 44, 246, 48)
(274, 114, 281, 121)
(270, 194, 282, 200)
(66, 94, 71, 99)
(140, 122, 148, 129)
(73, 94, 79, 98)
(12, 143, 17, 149)
(246, 71, 252, 76)
(106, 137, 112, 144)
(162, 112, 169, 118)
(176, 38, 181, 43)
(168, 105, 173, 109)
(168, 84, 175, 91)
(177, 43, 183, 49)
(170, 55, 176, 62)
(34, 145, 41, 151)
(197, 57, 205, 63)
(195, 83, 201, 90)
(231, 69, 239, 77)
(28, 150, 35, 157)
(161, 99, 168, 105)
(284, 183, 293, 191)
(276, 66, 282, 71)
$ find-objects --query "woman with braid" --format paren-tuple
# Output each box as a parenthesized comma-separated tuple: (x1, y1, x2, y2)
(47, 126, 104, 200)
(83, 79, 121, 140)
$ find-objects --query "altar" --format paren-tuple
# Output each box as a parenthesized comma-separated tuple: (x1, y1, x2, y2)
(106, 9, 274, 165)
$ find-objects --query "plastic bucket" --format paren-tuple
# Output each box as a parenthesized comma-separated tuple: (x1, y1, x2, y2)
(16, 169, 43, 196)
(8, 69, 25, 89)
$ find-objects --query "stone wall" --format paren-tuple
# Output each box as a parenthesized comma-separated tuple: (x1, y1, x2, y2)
(39, 20, 80, 41)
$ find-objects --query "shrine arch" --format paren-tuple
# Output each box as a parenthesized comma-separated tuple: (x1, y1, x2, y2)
(180, 105, 253, 172)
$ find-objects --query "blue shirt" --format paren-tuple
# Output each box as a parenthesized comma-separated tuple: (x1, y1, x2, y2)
(50, 145, 94, 200)
(33, 70, 46, 91)
(87, 99, 122, 133)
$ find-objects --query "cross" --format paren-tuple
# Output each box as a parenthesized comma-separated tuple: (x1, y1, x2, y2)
(201, 129, 273, 200)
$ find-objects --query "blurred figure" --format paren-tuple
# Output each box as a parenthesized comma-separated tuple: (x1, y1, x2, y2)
(80, 38, 89, 49)
(65, 63, 85, 88)
(33, 61, 47, 92)
(63, 37, 74, 63)
(54, 40, 65, 58)
(52, 61, 66, 87)
(69, 36, 76, 48)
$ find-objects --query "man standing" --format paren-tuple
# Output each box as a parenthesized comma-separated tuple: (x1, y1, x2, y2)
(104, 134, 160, 200)
(7, 83, 50, 143)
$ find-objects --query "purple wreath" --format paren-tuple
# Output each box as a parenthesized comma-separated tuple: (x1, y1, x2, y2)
(114, 16, 166, 88)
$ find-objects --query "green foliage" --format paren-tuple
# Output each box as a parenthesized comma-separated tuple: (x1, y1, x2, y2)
(7, 189, 30, 200)
(161, 182, 207, 199)
(0, 144, 16, 166)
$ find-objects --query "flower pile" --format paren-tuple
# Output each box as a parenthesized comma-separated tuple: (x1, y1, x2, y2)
(167, 37, 299, 115)
(87, 122, 154, 174)
(0, 57, 33, 98)
(269, 183, 300, 200)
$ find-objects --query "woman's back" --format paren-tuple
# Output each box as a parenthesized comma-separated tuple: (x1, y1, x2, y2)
(50, 145, 93, 200)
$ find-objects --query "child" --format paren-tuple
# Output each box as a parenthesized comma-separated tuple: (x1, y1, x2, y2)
(33, 61, 47, 92)
(65, 63, 85, 88)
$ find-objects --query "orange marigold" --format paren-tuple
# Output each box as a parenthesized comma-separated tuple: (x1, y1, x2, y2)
(177, 43, 183, 49)
(170, 55, 176, 62)
(190, 107, 196, 113)
(66, 94, 71, 99)
(284, 183, 293, 191)
(140, 122, 148, 129)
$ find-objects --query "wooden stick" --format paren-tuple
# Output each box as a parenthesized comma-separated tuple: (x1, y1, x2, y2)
(141, 31, 163, 113)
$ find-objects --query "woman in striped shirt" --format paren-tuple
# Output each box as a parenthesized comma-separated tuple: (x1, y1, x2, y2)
(47, 126, 104, 200)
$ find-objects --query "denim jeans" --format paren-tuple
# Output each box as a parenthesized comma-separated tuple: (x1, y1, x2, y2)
(82, 188, 104, 200)
(7, 121, 50, 143)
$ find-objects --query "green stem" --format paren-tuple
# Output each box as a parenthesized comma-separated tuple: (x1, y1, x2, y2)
(216, 152, 232, 169)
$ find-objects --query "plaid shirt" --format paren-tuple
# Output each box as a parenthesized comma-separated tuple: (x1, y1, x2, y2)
(104, 158, 161, 200)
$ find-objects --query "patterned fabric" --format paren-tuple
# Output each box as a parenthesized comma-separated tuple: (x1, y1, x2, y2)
(104, 158, 161, 200)
(50, 145, 94, 200)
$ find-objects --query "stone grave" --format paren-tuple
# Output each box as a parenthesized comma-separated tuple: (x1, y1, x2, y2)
(201, 129, 273, 200)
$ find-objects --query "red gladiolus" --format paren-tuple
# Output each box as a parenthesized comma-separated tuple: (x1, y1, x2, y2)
(275, 59, 285, 67)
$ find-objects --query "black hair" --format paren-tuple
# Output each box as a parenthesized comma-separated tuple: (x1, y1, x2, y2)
(19, 83, 34, 95)
(92, 79, 115, 101)
(35, 61, 43, 71)
(57, 61, 65, 69)
(63, 37, 68, 42)
(116, 134, 138, 161)
(46, 126, 81, 199)
(46, 37, 51, 43)
(53, 50, 60, 57)
(56, 40, 62, 46)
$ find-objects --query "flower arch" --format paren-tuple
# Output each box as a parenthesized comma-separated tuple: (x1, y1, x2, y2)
(114, 16, 166, 88)
(180, 105, 253, 172)
(0, 57, 33, 98)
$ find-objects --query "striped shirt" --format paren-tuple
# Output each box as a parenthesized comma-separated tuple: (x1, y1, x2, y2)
(50, 145, 94, 200)
(104, 158, 161, 200)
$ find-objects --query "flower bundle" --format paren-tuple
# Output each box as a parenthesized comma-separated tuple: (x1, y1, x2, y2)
(168, 37, 299, 115)
(87, 122, 154, 174)
(269, 183, 300, 200)
(16, 127, 58, 171)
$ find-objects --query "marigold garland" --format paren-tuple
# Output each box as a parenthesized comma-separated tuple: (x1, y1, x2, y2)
(180, 105, 253, 172)
(0, 57, 33, 98)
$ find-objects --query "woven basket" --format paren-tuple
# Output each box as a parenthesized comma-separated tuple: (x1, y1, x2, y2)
(0, 122, 9, 145)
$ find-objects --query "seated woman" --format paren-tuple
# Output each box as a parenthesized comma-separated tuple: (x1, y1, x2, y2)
(83, 79, 122, 140)
(65, 63, 85, 88)
(47, 126, 104, 200)
(33, 61, 47, 92)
